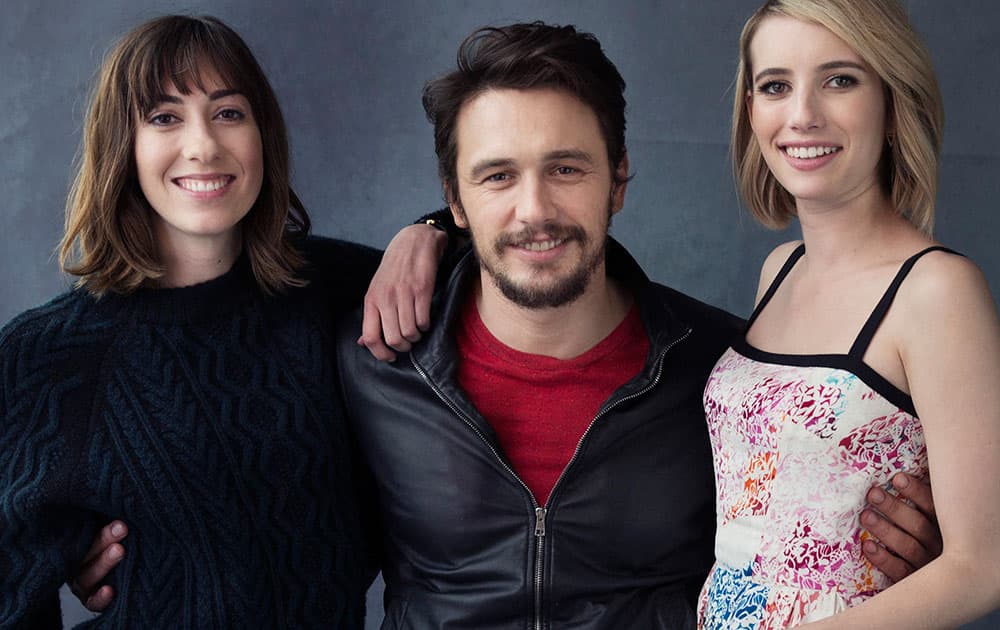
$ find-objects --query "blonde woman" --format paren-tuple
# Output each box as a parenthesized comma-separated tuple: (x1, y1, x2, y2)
(699, 0, 1000, 627)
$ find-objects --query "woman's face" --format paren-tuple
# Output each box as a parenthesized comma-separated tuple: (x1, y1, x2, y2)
(747, 15, 887, 212)
(133, 69, 263, 259)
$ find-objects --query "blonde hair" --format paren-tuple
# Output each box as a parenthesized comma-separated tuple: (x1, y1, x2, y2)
(732, 0, 943, 234)
(60, 15, 310, 295)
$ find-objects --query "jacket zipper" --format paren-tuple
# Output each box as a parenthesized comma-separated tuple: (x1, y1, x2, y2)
(411, 327, 692, 630)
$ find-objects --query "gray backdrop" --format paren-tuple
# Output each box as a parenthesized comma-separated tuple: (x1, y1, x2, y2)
(2, 1, 997, 628)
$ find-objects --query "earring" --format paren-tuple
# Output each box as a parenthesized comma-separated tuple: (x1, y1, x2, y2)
(886, 132, 895, 148)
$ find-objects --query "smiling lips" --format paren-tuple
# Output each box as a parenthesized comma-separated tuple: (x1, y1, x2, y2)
(174, 175, 235, 194)
(516, 238, 565, 252)
(783, 145, 841, 159)
(779, 144, 842, 171)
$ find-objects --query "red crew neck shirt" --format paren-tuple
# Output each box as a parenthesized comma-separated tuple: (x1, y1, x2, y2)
(454, 298, 649, 505)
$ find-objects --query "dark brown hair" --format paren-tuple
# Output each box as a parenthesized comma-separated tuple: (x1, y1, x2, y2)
(422, 22, 628, 204)
(60, 14, 310, 295)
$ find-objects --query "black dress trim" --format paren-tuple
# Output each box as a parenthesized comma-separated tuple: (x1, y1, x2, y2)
(737, 244, 963, 419)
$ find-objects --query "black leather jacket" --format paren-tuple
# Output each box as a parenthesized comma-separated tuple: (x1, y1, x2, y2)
(337, 240, 741, 629)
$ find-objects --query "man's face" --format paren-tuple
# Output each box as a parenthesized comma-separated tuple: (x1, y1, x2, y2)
(449, 88, 627, 309)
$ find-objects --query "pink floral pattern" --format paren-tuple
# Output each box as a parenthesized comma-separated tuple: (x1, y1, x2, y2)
(698, 348, 927, 629)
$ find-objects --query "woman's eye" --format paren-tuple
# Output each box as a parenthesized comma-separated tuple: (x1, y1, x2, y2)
(828, 75, 857, 89)
(757, 81, 787, 96)
(217, 108, 246, 121)
(148, 113, 177, 125)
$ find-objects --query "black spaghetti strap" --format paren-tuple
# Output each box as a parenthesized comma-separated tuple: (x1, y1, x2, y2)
(745, 243, 806, 330)
(848, 246, 961, 359)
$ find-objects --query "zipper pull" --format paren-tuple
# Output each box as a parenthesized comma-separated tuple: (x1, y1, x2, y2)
(534, 507, 546, 537)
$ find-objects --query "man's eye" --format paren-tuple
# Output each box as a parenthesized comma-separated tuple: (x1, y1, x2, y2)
(485, 173, 509, 183)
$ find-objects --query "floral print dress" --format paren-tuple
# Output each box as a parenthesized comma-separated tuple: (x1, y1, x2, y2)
(696, 244, 951, 629)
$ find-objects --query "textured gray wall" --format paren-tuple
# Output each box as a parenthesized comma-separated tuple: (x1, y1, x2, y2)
(2, 1, 997, 628)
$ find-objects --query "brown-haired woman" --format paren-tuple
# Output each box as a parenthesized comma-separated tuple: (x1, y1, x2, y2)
(698, 0, 1000, 627)
(0, 14, 443, 627)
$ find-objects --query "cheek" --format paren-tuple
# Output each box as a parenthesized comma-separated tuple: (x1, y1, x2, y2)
(245, 131, 265, 190)
(133, 133, 163, 192)
(748, 103, 774, 143)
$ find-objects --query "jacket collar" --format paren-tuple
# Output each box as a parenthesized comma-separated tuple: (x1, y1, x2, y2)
(411, 237, 693, 398)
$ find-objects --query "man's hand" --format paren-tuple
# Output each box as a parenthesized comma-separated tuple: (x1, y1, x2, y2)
(860, 472, 942, 582)
(70, 520, 127, 612)
(358, 223, 448, 361)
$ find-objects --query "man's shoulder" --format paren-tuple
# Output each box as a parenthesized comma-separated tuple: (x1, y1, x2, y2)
(644, 280, 744, 338)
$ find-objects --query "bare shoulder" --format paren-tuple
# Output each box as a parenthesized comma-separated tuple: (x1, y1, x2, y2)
(897, 249, 998, 337)
(903, 249, 993, 310)
(754, 240, 804, 304)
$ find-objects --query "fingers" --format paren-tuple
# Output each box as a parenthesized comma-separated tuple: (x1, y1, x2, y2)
(870, 478, 942, 558)
(84, 584, 115, 613)
(71, 521, 127, 611)
(861, 538, 915, 583)
(359, 289, 427, 360)
(78, 521, 127, 576)
(891, 473, 938, 529)
(359, 299, 398, 362)
(859, 477, 941, 578)
(414, 289, 433, 333)
(388, 295, 422, 348)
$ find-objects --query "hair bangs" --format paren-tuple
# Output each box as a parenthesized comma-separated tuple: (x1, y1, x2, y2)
(129, 19, 253, 119)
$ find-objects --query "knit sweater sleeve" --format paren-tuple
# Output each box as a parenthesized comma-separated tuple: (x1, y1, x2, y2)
(0, 307, 95, 628)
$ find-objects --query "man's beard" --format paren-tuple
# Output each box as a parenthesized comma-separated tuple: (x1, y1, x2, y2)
(468, 213, 611, 310)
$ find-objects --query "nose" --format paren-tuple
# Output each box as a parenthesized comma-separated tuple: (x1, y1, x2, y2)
(180, 118, 221, 163)
(789, 88, 824, 131)
(514, 174, 557, 225)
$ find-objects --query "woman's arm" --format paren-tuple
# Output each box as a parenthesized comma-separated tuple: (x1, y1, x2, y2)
(0, 332, 92, 627)
(803, 252, 1000, 629)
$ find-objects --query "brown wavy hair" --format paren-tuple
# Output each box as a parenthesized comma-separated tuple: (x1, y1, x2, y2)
(422, 22, 630, 206)
(60, 15, 310, 295)
(732, 0, 943, 234)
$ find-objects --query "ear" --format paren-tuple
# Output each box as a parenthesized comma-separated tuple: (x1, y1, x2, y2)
(610, 151, 629, 215)
(444, 182, 468, 228)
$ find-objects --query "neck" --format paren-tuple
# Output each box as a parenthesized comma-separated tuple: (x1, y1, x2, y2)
(154, 226, 244, 288)
(795, 185, 911, 267)
(474, 264, 632, 359)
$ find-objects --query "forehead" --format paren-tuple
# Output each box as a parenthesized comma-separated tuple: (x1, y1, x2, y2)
(750, 15, 865, 70)
(454, 88, 608, 167)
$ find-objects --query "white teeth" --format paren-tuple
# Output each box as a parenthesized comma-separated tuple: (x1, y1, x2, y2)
(784, 146, 839, 159)
(521, 239, 563, 252)
(176, 177, 231, 192)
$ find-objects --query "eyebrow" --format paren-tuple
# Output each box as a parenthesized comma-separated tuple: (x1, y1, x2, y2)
(153, 88, 243, 105)
(469, 158, 516, 180)
(544, 149, 595, 164)
(468, 150, 596, 180)
(753, 60, 868, 83)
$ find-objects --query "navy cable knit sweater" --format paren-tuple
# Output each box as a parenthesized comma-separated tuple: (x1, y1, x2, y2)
(0, 236, 380, 629)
